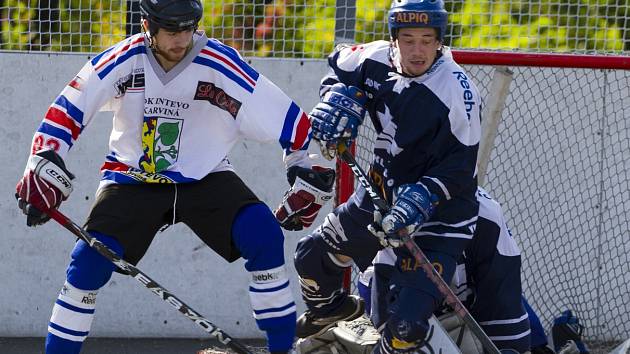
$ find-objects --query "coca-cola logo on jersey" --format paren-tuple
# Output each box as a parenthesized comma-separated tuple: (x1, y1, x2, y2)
(194, 81, 242, 119)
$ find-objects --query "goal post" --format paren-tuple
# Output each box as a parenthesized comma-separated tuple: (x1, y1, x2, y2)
(336, 51, 630, 351)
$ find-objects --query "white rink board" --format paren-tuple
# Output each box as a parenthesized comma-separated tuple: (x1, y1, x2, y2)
(0, 52, 329, 338)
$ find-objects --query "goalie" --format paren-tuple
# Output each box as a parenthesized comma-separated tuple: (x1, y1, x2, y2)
(297, 187, 533, 354)
(362, 187, 531, 353)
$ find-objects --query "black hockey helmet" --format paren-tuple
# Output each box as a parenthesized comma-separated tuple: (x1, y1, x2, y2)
(140, 0, 202, 33)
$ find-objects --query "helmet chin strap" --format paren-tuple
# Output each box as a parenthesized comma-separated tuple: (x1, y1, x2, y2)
(141, 21, 157, 50)
(388, 42, 403, 73)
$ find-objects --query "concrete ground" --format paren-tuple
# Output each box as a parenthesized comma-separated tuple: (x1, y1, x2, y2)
(0, 337, 268, 354)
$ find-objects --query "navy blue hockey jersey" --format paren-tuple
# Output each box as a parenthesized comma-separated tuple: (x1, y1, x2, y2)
(324, 40, 482, 250)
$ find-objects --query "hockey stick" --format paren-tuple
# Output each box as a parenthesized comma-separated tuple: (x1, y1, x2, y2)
(336, 142, 502, 354)
(44, 208, 253, 354)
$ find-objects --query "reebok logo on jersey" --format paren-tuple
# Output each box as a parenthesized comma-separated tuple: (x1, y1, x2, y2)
(194, 81, 242, 119)
(453, 71, 476, 121)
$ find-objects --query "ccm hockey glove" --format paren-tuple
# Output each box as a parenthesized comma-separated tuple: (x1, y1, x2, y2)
(274, 166, 335, 231)
(369, 184, 437, 248)
(309, 83, 367, 160)
(15, 149, 74, 226)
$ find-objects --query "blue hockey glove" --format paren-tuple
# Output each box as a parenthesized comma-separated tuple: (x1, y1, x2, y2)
(368, 184, 437, 248)
(309, 83, 367, 160)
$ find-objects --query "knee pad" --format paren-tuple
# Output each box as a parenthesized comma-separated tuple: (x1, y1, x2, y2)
(67, 231, 123, 290)
(232, 203, 285, 271)
(385, 286, 436, 346)
(294, 235, 349, 283)
(294, 235, 350, 311)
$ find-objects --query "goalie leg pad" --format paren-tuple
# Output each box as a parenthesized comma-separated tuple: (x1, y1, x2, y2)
(294, 234, 348, 315)
(232, 203, 296, 352)
(385, 286, 436, 347)
(67, 231, 123, 290)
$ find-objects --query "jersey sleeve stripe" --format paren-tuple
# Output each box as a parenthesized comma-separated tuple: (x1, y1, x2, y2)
(193, 56, 254, 93)
(206, 39, 259, 82)
(291, 112, 311, 151)
(37, 123, 73, 147)
(279, 102, 309, 152)
(90, 46, 115, 66)
(93, 36, 144, 70)
(53, 95, 84, 125)
(45, 107, 82, 140)
(96, 45, 147, 80)
(421, 176, 451, 200)
(199, 48, 257, 87)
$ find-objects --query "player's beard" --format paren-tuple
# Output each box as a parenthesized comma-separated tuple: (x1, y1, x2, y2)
(155, 43, 191, 63)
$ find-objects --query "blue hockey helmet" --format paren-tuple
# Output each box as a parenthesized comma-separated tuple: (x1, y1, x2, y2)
(140, 0, 202, 33)
(388, 0, 448, 41)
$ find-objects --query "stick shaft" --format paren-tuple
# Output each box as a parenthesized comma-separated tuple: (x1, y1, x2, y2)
(45, 208, 252, 354)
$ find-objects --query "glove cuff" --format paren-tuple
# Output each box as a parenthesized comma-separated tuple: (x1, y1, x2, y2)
(286, 166, 335, 191)
(27, 150, 74, 197)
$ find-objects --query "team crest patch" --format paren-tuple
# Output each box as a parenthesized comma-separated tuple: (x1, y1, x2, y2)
(114, 69, 145, 97)
(194, 81, 242, 119)
(139, 116, 183, 173)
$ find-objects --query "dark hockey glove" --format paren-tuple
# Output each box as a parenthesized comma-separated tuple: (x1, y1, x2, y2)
(15, 149, 74, 226)
(309, 83, 367, 160)
(368, 184, 437, 248)
(274, 166, 335, 231)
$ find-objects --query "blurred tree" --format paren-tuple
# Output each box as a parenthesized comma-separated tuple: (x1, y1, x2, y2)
(0, 0, 5, 47)
(0, 0, 626, 54)
(27, 0, 60, 50)
(450, 0, 624, 52)
(126, 0, 141, 36)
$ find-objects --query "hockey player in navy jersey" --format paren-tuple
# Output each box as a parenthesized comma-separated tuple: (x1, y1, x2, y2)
(363, 187, 532, 353)
(292, 0, 482, 353)
(14, 0, 333, 353)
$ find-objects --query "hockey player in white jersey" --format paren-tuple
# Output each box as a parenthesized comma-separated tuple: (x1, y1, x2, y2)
(293, 0, 482, 353)
(14, 0, 333, 353)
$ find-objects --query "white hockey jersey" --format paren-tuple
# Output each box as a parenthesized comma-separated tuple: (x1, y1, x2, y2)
(30, 32, 311, 187)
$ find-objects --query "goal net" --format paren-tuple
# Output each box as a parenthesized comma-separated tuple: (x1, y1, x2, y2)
(335, 52, 630, 352)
